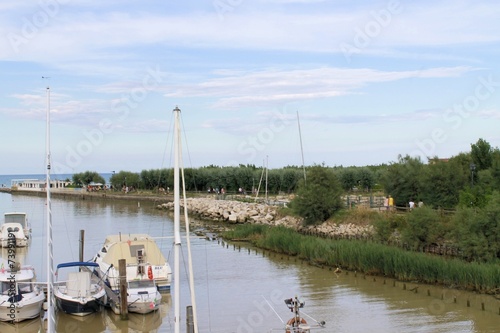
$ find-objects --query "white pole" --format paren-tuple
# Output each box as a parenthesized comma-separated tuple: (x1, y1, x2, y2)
(265, 156, 268, 203)
(180, 141, 199, 333)
(45, 84, 55, 332)
(173, 106, 181, 333)
(297, 111, 306, 185)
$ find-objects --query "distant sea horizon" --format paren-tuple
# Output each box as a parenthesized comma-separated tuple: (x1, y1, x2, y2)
(0, 173, 113, 187)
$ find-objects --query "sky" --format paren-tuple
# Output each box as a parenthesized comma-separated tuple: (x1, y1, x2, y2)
(1, 0, 499, 175)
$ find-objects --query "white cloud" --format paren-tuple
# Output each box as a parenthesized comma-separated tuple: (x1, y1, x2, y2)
(165, 66, 475, 108)
(1, 0, 499, 68)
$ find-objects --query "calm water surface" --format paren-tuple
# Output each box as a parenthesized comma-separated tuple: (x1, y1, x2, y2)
(0, 192, 499, 333)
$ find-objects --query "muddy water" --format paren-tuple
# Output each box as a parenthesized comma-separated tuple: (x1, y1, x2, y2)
(0, 192, 499, 333)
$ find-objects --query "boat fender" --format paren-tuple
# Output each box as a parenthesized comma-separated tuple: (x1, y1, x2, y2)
(148, 265, 153, 280)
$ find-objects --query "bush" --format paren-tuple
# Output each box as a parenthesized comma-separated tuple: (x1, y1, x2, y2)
(290, 166, 343, 226)
(401, 207, 441, 250)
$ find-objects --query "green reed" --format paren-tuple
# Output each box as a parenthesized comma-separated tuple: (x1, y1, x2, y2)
(223, 224, 500, 292)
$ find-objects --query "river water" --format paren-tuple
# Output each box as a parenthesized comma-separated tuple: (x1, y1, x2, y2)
(0, 191, 499, 333)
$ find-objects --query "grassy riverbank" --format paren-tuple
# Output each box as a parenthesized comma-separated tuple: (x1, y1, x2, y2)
(223, 224, 500, 294)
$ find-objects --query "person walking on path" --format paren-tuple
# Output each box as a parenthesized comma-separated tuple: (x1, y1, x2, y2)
(388, 195, 394, 211)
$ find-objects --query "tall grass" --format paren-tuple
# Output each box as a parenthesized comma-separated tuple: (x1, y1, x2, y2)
(223, 225, 500, 293)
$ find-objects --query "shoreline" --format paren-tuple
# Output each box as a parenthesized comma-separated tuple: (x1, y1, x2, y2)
(1, 188, 374, 239)
(1, 188, 172, 204)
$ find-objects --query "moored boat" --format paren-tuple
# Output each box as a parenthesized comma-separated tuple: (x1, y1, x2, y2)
(93, 234, 172, 293)
(0, 265, 45, 323)
(3, 212, 31, 241)
(0, 222, 29, 248)
(126, 279, 162, 314)
(54, 261, 106, 316)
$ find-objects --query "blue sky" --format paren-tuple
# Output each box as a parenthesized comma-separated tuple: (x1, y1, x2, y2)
(1, 0, 499, 175)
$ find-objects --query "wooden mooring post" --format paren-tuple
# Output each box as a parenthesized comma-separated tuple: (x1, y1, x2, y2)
(119, 259, 128, 320)
(186, 305, 194, 333)
(79, 230, 85, 270)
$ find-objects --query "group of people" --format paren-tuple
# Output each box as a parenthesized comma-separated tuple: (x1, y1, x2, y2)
(384, 195, 423, 211)
(383, 195, 395, 211)
(408, 199, 424, 211)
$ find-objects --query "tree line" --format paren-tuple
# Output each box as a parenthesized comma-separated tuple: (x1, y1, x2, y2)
(72, 138, 499, 211)
(71, 138, 500, 262)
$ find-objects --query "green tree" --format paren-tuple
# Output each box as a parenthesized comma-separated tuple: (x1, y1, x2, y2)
(72, 171, 105, 187)
(380, 155, 423, 207)
(470, 138, 493, 171)
(420, 157, 468, 208)
(490, 150, 500, 191)
(357, 167, 375, 191)
(337, 168, 357, 192)
(281, 167, 303, 193)
(452, 192, 500, 262)
(401, 207, 442, 250)
(290, 166, 343, 226)
(110, 171, 141, 190)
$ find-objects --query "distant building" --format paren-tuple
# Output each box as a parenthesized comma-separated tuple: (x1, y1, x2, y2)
(11, 179, 72, 192)
(429, 157, 450, 164)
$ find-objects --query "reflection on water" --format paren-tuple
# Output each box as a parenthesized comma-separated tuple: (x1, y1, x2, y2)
(0, 318, 42, 333)
(1, 193, 500, 332)
(0, 294, 172, 333)
(104, 294, 172, 333)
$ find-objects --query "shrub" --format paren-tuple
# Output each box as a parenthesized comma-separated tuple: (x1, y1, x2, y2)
(290, 166, 343, 226)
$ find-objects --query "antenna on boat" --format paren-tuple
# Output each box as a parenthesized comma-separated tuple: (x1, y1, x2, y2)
(44, 77, 55, 332)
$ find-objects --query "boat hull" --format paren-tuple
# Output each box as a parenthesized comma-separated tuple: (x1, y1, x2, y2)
(56, 296, 103, 317)
(0, 297, 44, 323)
(128, 299, 160, 314)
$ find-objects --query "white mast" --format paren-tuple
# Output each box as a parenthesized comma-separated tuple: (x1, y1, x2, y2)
(180, 126, 199, 333)
(173, 106, 181, 333)
(45, 82, 55, 332)
(265, 156, 268, 203)
(173, 106, 199, 333)
(296, 111, 306, 185)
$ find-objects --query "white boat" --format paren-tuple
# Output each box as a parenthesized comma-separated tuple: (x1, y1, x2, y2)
(0, 265, 45, 322)
(0, 222, 29, 248)
(4, 213, 31, 241)
(54, 261, 106, 316)
(126, 279, 162, 314)
(92, 234, 172, 293)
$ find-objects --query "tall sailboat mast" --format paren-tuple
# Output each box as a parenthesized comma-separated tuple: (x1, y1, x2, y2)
(173, 106, 181, 333)
(297, 111, 306, 185)
(173, 106, 199, 333)
(45, 83, 55, 332)
(180, 126, 199, 333)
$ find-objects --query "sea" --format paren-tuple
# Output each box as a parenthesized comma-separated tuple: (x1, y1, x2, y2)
(0, 173, 113, 188)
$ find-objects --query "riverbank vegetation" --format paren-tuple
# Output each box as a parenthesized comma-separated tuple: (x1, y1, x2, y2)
(223, 224, 500, 294)
(35, 137, 500, 297)
(80, 138, 498, 209)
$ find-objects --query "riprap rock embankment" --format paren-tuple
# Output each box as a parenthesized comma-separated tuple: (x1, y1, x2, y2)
(157, 197, 374, 239)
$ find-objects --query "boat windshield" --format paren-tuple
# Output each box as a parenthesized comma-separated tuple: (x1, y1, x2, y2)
(1, 281, 34, 295)
(18, 282, 34, 294)
(0, 282, 12, 295)
(128, 280, 155, 289)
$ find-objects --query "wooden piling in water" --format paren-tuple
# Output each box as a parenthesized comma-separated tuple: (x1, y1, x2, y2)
(79, 229, 85, 267)
(119, 259, 128, 320)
